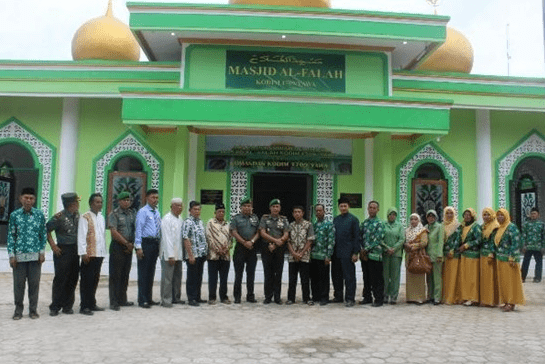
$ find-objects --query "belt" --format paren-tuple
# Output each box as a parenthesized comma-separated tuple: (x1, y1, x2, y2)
(142, 237, 160, 243)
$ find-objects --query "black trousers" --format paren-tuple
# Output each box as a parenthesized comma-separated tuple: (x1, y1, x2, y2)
(208, 260, 230, 301)
(521, 250, 543, 280)
(186, 257, 206, 301)
(361, 259, 384, 303)
(50, 244, 80, 311)
(310, 258, 330, 303)
(80, 257, 104, 310)
(137, 238, 159, 305)
(233, 246, 257, 301)
(331, 254, 356, 302)
(109, 241, 133, 306)
(288, 261, 310, 302)
(262, 248, 285, 301)
(13, 260, 41, 315)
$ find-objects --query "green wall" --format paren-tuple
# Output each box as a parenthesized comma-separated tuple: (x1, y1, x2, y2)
(186, 45, 387, 96)
(337, 139, 366, 218)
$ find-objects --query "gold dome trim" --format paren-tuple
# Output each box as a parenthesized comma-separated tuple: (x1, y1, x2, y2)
(71, 0, 140, 61)
(418, 27, 474, 74)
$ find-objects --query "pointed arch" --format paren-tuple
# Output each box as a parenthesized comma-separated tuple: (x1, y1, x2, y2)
(496, 130, 545, 208)
(0, 117, 56, 217)
(92, 130, 163, 210)
(396, 142, 462, 225)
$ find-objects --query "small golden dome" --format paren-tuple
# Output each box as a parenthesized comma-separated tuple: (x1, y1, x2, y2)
(229, 0, 330, 8)
(417, 27, 474, 73)
(72, 0, 140, 61)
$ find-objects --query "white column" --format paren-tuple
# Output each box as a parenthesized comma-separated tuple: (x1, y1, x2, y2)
(476, 109, 493, 218)
(187, 132, 198, 204)
(56, 98, 80, 212)
(364, 138, 374, 206)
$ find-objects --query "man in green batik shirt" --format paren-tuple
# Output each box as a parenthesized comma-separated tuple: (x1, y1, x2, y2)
(310, 204, 335, 306)
(382, 207, 405, 304)
(425, 210, 444, 305)
(360, 201, 387, 307)
(521, 207, 545, 283)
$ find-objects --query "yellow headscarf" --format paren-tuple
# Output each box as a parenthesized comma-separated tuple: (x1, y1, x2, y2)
(443, 206, 460, 238)
(481, 207, 500, 239)
(494, 208, 511, 246)
(461, 208, 477, 242)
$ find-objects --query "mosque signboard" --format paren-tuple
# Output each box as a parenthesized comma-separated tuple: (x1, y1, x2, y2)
(205, 136, 352, 175)
(226, 50, 346, 93)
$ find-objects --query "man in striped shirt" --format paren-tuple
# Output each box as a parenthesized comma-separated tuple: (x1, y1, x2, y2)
(206, 203, 232, 304)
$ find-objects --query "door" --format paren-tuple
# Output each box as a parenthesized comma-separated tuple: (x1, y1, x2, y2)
(412, 179, 448, 224)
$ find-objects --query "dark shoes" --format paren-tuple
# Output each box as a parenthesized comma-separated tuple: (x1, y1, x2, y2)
(29, 312, 40, 319)
(332, 298, 343, 303)
(139, 302, 151, 309)
(234, 298, 242, 304)
(372, 302, 384, 307)
(345, 300, 355, 307)
(80, 308, 94, 316)
(150, 301, 160, 306)
(247, 297, 257, 303)
(110, 305, 121, 311)
(12, 313, 23, 320)
(533, 278, 541, 283)
(172, 300, 185, 305)
(319, 300, 329, 306)
(359, 299, 373, 305)
(306, 301, 315, 306)
(221, 299, 232, 304)
(263, 298, 272, 304)
(49, 310, 59, 317)
(285, 300, 294, 305)
(62, 308, 74, 314)
(120, 301, 134, 307)
(188, 300, 200, 307)
(274, 299, 283, 305)
(91, 306, 105, 312)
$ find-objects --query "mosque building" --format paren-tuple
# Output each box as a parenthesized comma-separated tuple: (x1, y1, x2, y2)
(0, 0, 544, 244)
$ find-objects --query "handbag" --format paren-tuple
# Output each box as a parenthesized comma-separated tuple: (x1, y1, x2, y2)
(407, 248, 432, 275)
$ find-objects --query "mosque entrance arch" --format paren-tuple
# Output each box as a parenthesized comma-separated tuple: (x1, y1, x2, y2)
(510, 157, 545, 228)
(411, 162, 448, 224)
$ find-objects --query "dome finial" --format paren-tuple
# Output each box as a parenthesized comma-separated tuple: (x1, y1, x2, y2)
(106, 0, 113, 17)
(425, 0, 441, 15)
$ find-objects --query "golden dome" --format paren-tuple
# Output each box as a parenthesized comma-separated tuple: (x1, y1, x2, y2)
(417, 27, 474, 73)
(72, 0, 140, 61)
(229, 0, 330, 7)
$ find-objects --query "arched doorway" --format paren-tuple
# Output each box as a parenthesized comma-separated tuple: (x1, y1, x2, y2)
(509, 157, 545, 228)
(106, 155, 147, 215)
(411, 162, 448, 224)
(0, 142, 39, 245)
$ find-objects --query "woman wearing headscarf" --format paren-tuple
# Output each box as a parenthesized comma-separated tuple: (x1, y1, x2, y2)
(404, 213, 428, 304)
(457, 208, 482, 306)
(442, 206, 461, 304)
(382, 207, 405, 304)
(425, 210, 444, 305)
(495, 208, 525, 312)
(480, 208, 500, 307)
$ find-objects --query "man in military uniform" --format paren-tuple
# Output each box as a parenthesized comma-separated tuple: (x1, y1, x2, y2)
(108, 191, 136, 311)
(259, 199, 290, 304)
(230, 197, 260, 304)
(47, 192, 80, 316)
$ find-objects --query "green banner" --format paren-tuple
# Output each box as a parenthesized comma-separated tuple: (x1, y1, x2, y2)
(226, 50, 346, 93)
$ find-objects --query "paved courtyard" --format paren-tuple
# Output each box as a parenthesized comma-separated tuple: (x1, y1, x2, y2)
(1, 271, 545, 364)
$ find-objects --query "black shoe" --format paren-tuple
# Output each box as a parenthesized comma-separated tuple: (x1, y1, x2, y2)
(246, 297, 257, 303)
(306, 301, 315, 306)
(49, 309, 59, 317)
(188, 300, 200, 307)
(285, 300, 294, 305)
(29, 312, 40, 319)
(120, 301, 134, 307)
(110, 305, 120, 311)
(62, 308, 74, 314)
(150, 301, 160, 306)
(359, 299, 373, 305)
(534, 278, 541, 283)
(345, 300, 355, 307)
(319, 300, 329, 306)
(433, 301, 441, 306)
(263, 298, 272, 304)
(197, 299, 207, 304)
(372, 302, 384, 307)
(274, 299, 283, 305)
(13, 313, 23, 320)
(208, 300, 217, 305)
(389, 300, 397, 305)
(139, 302, 151, 309)
(234, 298, 241, 304)
(91, 306, 105, 312)
(332, 298, 343, 303)
(221, 299, 232, 304)
(173, 300, 185, 305)
(80, 308, 94, 316)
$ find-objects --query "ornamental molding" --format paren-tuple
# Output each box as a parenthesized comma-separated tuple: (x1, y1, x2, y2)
(0, 119, 54, 217)
(316, 173, 334, 221)
(397, 143, 460, 225)
(497, 132, 545, 208)
(94, 133, 161, 200)
(229, 171, 248, 219)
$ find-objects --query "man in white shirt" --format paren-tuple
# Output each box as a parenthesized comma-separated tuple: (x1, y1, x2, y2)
(77, 193, 107, 315)
(160, 198, 185, 307)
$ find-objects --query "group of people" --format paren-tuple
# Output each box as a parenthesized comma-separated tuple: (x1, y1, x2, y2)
(7, 187, 536, 320)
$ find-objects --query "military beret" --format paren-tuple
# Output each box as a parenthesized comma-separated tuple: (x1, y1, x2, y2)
(61, 192, 80, 205)
(240, 197, 252, 206)
(117, 191, 131, 200)
(269, 198, 281, 207)
(215, 202, 225, 211)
